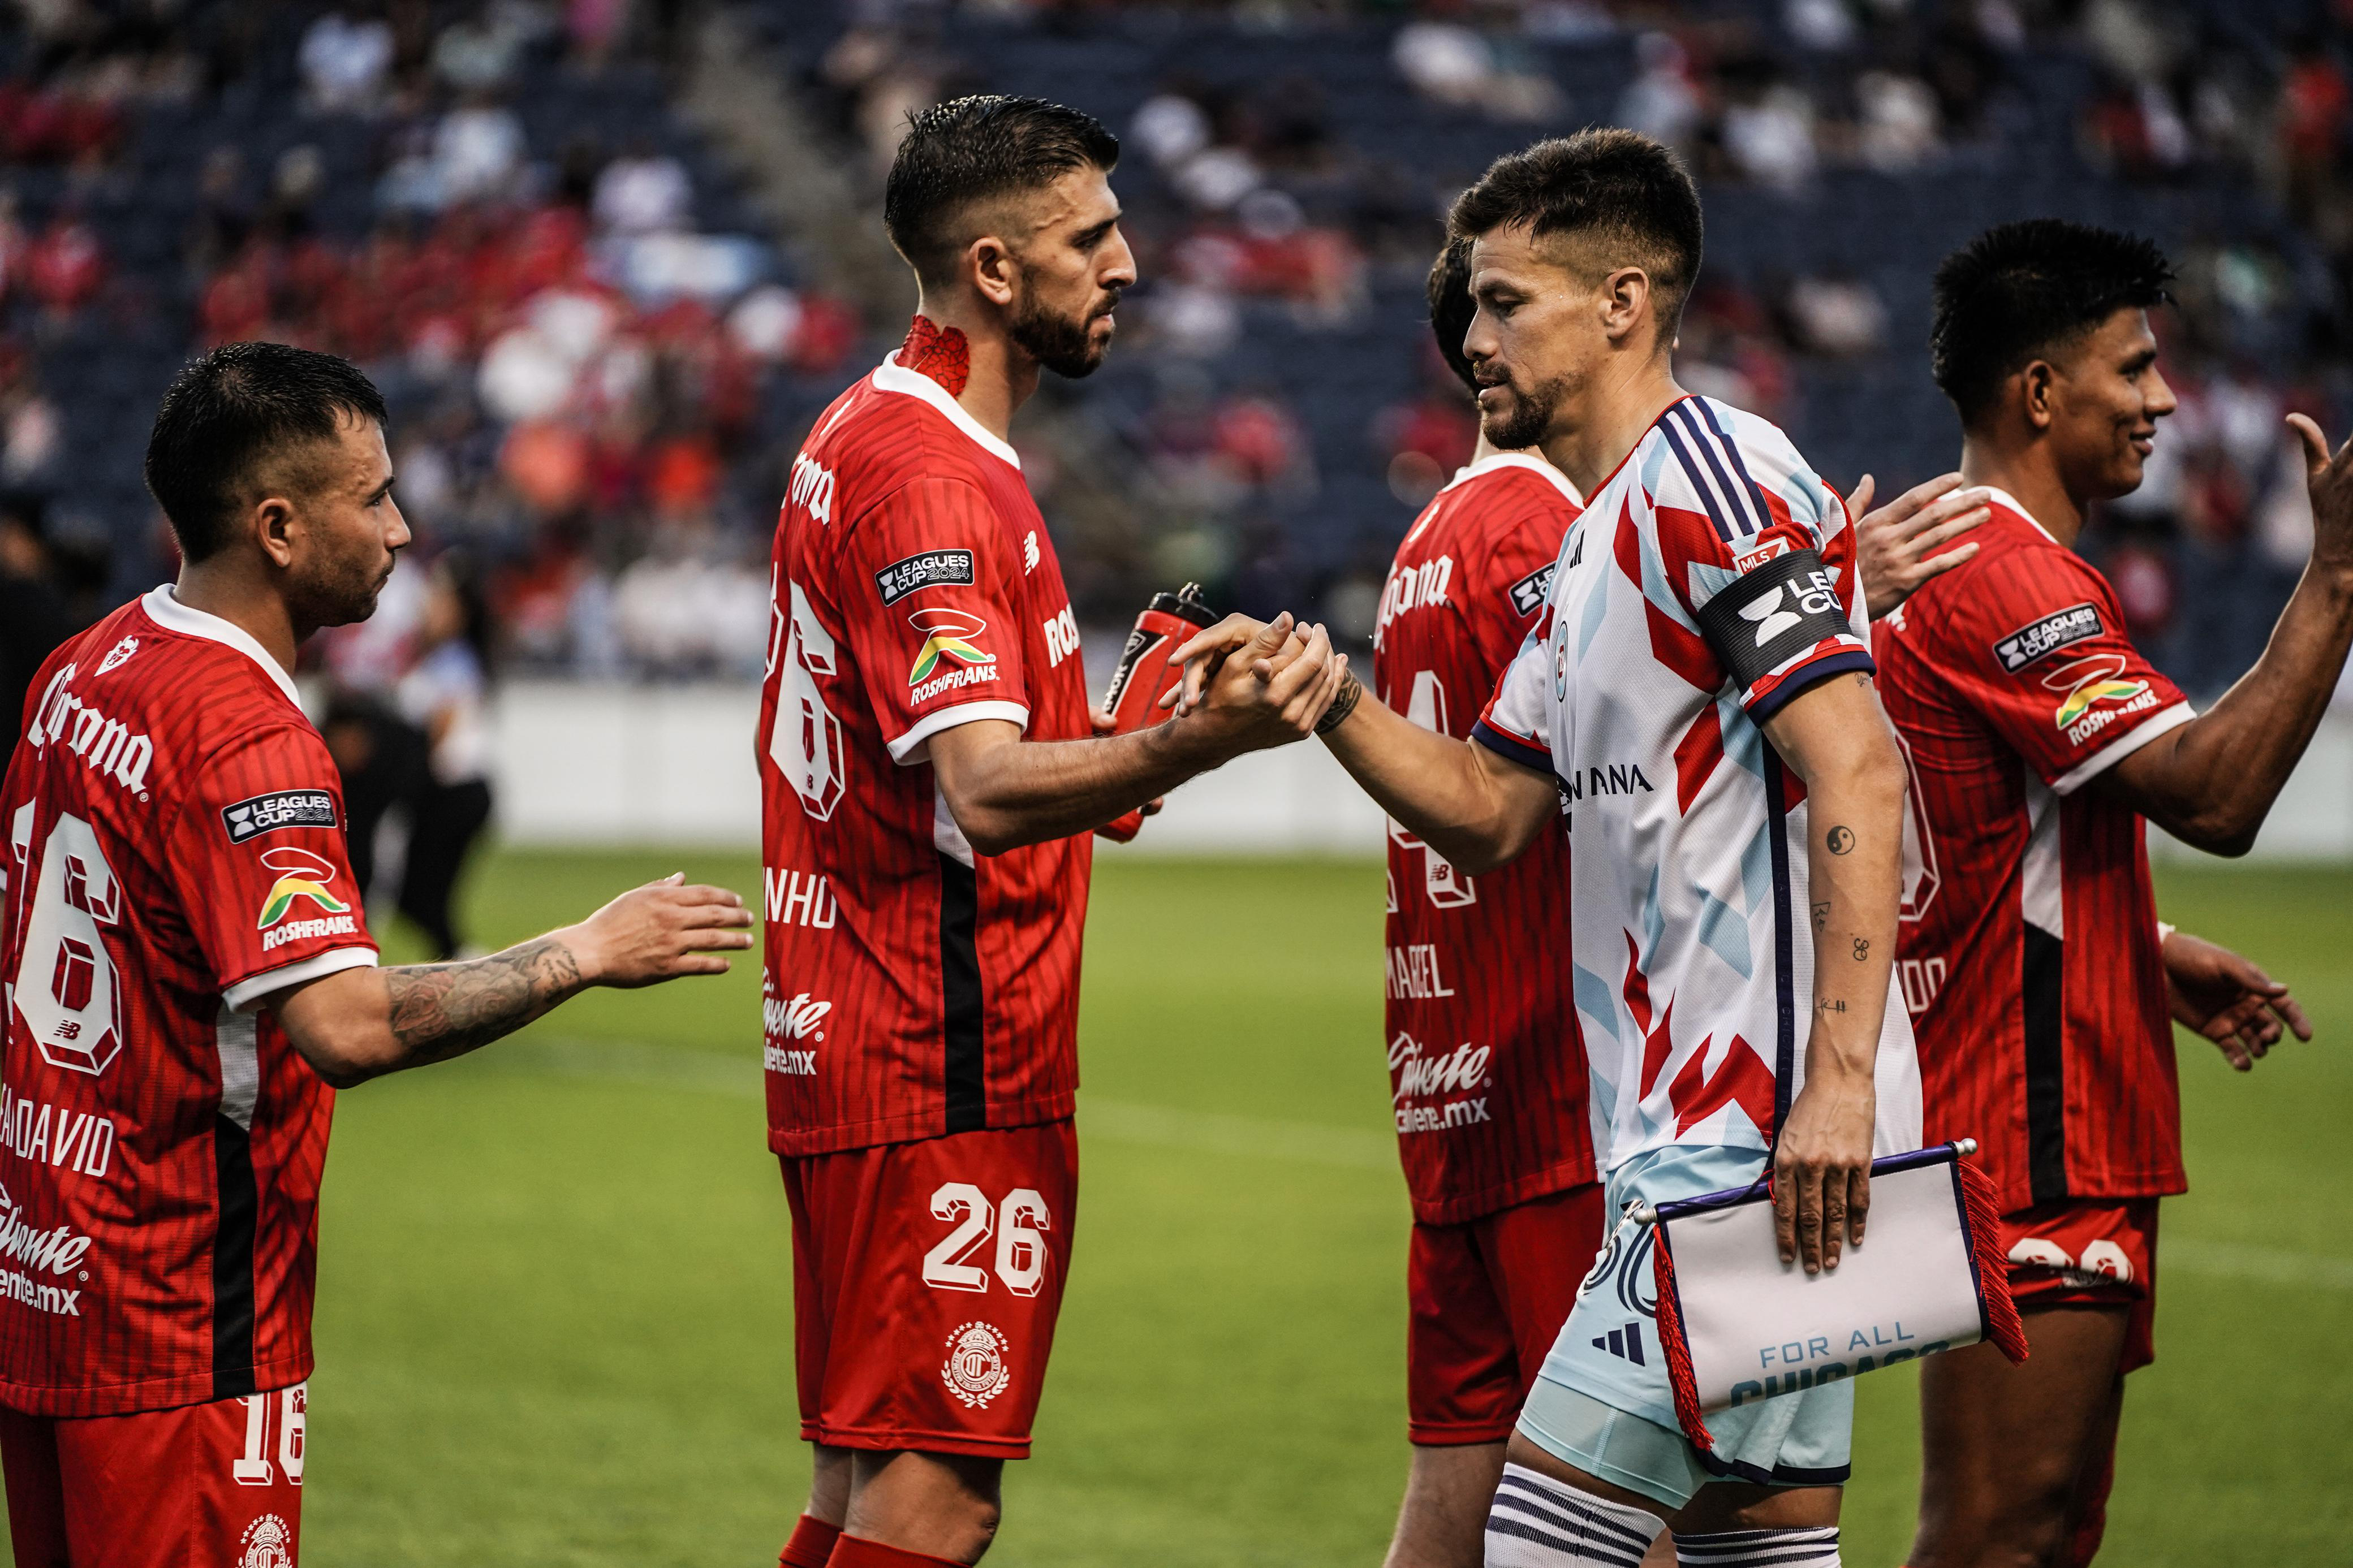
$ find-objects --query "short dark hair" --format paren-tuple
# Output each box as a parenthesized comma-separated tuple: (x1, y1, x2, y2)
(1931, 220, 2174, 426)
(884, 94, 1121, 288)
(1427, 238, 1479, 394)
(145, 341, 388, 562)
(1448, 129, 1704, 340)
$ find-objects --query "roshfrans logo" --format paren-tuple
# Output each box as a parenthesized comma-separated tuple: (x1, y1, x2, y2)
(2042, 653, 2152, 738)
(907, 608, 996, 687)
(256, 847, 350, 930)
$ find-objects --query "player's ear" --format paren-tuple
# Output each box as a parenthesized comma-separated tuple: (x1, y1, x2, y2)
(1600, 266, 1651, 347)
(252, 495, 299, 569)
(968, 232, 1018, 309)
(2020, 359, 2057, 433)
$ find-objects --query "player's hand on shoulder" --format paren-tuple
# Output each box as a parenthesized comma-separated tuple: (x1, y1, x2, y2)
(2158, 926, 2313, 1071)
(2288, 411, 2353, 576)
(567, 873, 754, 989)
(1849, 472, 1992, 620)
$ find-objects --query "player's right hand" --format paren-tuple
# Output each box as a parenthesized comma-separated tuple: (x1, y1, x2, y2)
(2289, 411, 2353, 574)
(1849, 472, 1992, 620)
(1165, 611, 1346, 757)
(567, 874, 755, 989)
(1771, 1069, 1874, 1276)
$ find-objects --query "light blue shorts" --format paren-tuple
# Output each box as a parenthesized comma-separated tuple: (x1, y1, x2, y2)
(1515, 1143, 1854, 1511)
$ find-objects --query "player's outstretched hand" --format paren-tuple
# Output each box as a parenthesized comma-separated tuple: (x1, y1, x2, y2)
(1850, 472, 1991, 620)
(2160, 927, 2313, 1070)
(1163, 611, 1344, 757)
(1771, 1072, 1874, 1275)
(2289, 412, 2353, 573)
(566, 874, 755, 989)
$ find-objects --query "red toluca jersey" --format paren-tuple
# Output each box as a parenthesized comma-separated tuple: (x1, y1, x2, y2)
(1374, 453, 1598, 1225)
(1872, 491, 2193, 1211)
(758, 340, 1093, 1157)
(0, 589, 378, 1416)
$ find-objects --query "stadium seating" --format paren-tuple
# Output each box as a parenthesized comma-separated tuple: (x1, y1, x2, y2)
(1, 0, 2339, 697)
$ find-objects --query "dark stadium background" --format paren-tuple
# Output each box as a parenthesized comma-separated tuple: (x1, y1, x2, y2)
(0, 1, 2348, 1563)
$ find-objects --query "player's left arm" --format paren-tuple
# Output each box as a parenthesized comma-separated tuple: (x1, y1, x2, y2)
(268, 875, 752, 1087)
(2094, 414, 2353, 854)
(1760, 672, 1907, 1275)
(2158, 925, 2313, 1070)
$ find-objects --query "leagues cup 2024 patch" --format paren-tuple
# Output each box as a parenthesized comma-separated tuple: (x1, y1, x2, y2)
(1992, 602, 2102, 674)
(221, 789, 338, 844)
(873, 549, 977, 607)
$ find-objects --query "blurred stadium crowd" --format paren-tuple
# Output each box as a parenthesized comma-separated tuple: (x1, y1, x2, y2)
(0, 0, 2347, 709)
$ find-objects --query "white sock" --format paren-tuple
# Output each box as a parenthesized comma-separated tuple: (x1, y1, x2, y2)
(1675, 1526, 1841, 1567)
(1485, 1462, 1668, 1568)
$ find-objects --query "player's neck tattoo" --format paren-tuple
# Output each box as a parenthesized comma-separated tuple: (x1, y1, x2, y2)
(900, 314, 971, 397)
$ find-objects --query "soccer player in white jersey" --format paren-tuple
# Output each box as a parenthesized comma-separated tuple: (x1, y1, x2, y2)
(1187, 129, 1916, 1567)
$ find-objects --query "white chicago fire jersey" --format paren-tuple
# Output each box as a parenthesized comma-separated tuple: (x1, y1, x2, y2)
(1475, 396, 1921, 1173)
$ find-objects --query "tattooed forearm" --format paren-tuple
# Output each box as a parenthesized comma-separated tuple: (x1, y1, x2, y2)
(1825, 826, 1855, 854)
(1812, 900, 1830, 934)
(1853, 937, 1869, 961)
(1316, 671, 1365, 735)
(381, 938, 586, 1068)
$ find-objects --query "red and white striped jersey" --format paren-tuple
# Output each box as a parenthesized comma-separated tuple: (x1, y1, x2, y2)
(0, 588, 377, 1416)
(1374, 453, 1597, 1224)
(1872, 492, 2192, 1210)
(757, 352, 1093, 1157)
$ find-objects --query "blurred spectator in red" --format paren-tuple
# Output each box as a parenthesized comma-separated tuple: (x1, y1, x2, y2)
(25, 209, 104, 317)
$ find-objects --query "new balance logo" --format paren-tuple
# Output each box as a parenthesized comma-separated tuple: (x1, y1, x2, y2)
(1593, 1322, 1647, 1366)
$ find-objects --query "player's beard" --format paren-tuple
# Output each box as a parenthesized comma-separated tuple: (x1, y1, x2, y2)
(1480, 371, 1572, 452)
(1010, 286, 1118, 380)
(292, 538, 400, 630)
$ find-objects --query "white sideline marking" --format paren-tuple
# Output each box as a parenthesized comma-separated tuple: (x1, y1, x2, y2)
(488, 1038, 2353, 1290)
(494, 1036, 1397, 1170)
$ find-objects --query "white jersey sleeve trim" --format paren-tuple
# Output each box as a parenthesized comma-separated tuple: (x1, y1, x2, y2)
(223, 944, 380, 1012)
(2051, 700, 2194, 796)
(888, 699, 1032, 764)
(872, 356, 1023, 470)
(141, 586, 305, 711)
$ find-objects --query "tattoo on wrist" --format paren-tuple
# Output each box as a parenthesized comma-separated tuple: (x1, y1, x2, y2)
(1812, 900, 1829, 934)
(1826, 826, 1855, 854)
(1816, 998, 1847, 1015)
(1852, 937, 1869, 961)
(1315, 672, 1364, 735)
(383, 937, 583, 1065)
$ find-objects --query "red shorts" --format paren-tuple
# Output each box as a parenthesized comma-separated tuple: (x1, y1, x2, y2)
(2003, 1198, 2160, 1375)
(1, 1383, 305, 1567)
(782, 1120, 1077, 1459)
(1406, 1182, 1606, 1445)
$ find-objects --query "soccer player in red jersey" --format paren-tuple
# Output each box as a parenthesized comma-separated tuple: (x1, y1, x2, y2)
(0, 342, 754, 1568)
(1874, 221, 2348, 1568)
(756, 97, 1343, 1568)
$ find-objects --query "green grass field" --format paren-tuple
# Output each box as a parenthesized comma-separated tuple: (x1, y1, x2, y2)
(49, 850, 2353, 1564)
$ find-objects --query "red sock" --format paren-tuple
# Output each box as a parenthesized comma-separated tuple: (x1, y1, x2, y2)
(779, 1515, 843, 1568)
(825, 1534, 966, 1568)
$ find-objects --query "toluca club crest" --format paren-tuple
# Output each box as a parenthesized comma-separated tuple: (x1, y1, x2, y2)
(940, 1321, 1012, 1409)
(238, 1514, 295, 1568)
